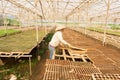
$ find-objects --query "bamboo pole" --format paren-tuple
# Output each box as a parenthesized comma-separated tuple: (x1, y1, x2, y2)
(39, 0, 47, 35)
(103, 0, 110, 46)
(65, 17, 68, 27)
(2, 0, 7, 34)
(51, 0, 56, 26)
(85, 1, 90, 35)
(35, 14, 40, 61)
(73, 14, 75, 27)
(34, 0, 41, 61)
(29, 57, 32, 76)
(78, 8, 82, 28)
(77, 14, 79, 27)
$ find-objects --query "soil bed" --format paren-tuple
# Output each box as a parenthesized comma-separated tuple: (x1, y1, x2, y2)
(31, 28, 120, 80)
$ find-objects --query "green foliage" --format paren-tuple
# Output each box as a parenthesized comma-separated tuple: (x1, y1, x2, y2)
(0, 59, 30, 80)
(87, 27, 120, 36)
(8, 18, 20, 26)
(0, 19, 4, 26)
(39, 49, 45, 56)
(0, 18, 20, 26)
(0, 30, 5, 36)
(0, 29, 45, 52)
(46, 32, 54, 43)
(0, 30, 48, 80)
(0, 29, 21, 37)
(109, 24, 120, 30)
(38, 32, 54, 56)
(87, 27, 103, 32)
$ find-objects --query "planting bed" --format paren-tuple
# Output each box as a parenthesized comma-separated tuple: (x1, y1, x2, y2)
(31, 28, 120, 80)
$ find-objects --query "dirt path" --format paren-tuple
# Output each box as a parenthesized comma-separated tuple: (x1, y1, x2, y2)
(30, 50, 49, 80)
(31, 28, 120, 80)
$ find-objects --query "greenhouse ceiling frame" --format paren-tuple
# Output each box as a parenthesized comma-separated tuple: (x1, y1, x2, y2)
(4, 0, 42, 18)
(0, 0, 119, 21)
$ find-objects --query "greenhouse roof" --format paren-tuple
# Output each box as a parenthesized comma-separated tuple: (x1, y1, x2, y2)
(0, 0, 119, 21)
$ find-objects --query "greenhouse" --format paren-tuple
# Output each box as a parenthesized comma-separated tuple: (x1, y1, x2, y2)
(0, 0, 120, 80)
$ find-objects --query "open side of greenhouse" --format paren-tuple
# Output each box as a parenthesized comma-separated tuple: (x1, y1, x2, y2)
(0, 0, 120, 80)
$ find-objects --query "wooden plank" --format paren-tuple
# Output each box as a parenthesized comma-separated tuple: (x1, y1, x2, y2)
(0, 55, 32, 57)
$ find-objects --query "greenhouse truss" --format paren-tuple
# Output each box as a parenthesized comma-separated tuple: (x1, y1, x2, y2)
(0, 0, 119, 23)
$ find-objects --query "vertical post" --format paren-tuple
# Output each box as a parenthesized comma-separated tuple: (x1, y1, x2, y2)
(78, 8, 81, 30)
(73, 14, 75, 27)
(90, 18, 93, 28)
(54, 1, 56, 24)
(2, 0, 7, 34)
(34, 0, 40, 61)
(103, 0, 110, 46)
(78, 14, 80, 27)
(21, 10, 25, 27)
(36, 15, 39, 44)
(85, 1, 90, 35)
(36, 14, 40, 61)
(66, 17, 68, 27)
(42, 17, 46, 35)
(27, 11, 30, 27)
(29, 57, 32, 76)
(19, 8, 22, 28)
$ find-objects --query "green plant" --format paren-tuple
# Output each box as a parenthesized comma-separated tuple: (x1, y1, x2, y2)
(109, 24, 120, 30)
(0, 29, 21, 37)
(0, 18, 20, 26)
(87, 27, 120, 36)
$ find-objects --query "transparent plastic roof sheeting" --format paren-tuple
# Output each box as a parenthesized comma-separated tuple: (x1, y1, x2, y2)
(0, 0, 119, 22)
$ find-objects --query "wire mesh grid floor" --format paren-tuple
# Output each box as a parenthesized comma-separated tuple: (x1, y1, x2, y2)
(43, 59, 101, 80)
(92, 73, 120, 80)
